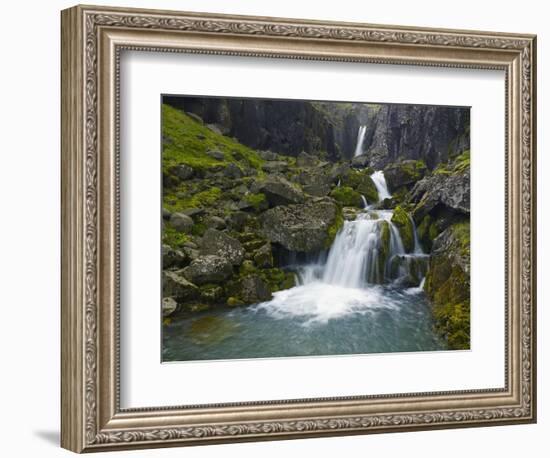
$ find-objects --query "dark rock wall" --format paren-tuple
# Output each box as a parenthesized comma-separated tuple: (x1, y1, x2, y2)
(163, 96, 469, 168)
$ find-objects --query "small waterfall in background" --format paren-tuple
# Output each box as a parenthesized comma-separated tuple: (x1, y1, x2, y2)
(354, 125, 367, 157)
(360, 195, 368, 209)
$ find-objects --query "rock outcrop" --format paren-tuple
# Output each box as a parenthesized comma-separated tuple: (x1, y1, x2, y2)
(260, 198, 340, 253)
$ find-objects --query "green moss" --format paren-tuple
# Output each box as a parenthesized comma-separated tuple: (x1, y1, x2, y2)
(329, 186, 361, 207)
(163, 186, 223, 214)
(424, 222, 471, 350)
(162, 224, 189, 249)
(162, 104, 263, 173)
(434, 150, 470, 176)
(191, 222, 207, 236)
(391, 206, 414, 253)
(417, 215, 440, 251)
(378, 221, 391, 281)
(244, 192, 267, 211)
(262, 268, 296, 292)
(227, 297, 244, 307)
(341, 170, 378, 203)
(325, 208, 344, 248)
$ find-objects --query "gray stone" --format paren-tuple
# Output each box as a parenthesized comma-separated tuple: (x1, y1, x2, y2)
(261, 161, 288, 173)
(206, 149, 225, 161)
(226, 211, 250, 231)
(162, 297, 178, 317)
(162, 208, 172, 220)
(260, 198, 339, 253)
(253, 243, 273, 268)
(296, 151, 317, 167)
(204, 215, 226, 230)
(239, 274, 272, 303)
(171, 164, 194, 180)
(223, 162, 244, 179)
(183, 255, 233, 285)
(170, 212, 194, 233)
(258, 150, 279, 161)
(162, 244, 188, 269)
(410, 171, 470, 223)
(162, 271, 199, 301)
(351, 154, 370, 168)
(253, 176, 305, 207)
(200, 229, 245, 266)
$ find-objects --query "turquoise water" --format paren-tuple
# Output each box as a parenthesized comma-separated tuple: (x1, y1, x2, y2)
(162, 283, 447, 362)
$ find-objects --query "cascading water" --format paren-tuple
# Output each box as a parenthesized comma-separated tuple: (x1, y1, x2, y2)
(163, 170, 447, 361)
(370, 170, 392, 201)
(354, 125, 367, 157)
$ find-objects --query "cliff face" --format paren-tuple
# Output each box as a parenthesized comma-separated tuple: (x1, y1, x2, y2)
(163, 96, 469, 169)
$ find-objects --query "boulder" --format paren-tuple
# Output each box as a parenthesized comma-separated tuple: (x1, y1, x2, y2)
(162, 208, 172, 220)
(204, 215, 226, 230)
(162, 297, 178, 317)
(162, 244, 188, 269)
(253, 243, 273, 268)
(182, 255, 233, 285)
(162, 271, 199, 301)
(260, 198, 339, 253)
(225, 211, 250, 231)
(253, 176, 305, 207)
(170, 212, 194, 233)
(424, 222, 470, 350)
(223, 162, 244, 179)
(329, 186, 362, 208)
(296, 151, 317, 167)
(239, 274, 272, 304)
(171, 164, 194, 180)
(303, 183, 331, 197)
(198, 284, 225, 303)
(410, 171, 470, 223)
(206, 149, 225, 161)
(258, 150, 279, 161)
(261, 161, 288, 173)
(384, 160, 427, 192)
(391, 206, 414, 253)
(200, 229, 245, 266)
(351, 154, 370, 168)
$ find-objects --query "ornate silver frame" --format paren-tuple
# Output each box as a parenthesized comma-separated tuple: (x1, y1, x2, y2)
(61, 4, 537, 453)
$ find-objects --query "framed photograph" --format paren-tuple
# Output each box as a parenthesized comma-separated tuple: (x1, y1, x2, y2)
(61, 4, 537, 453)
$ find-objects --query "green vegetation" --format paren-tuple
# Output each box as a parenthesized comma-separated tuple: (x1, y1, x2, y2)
(434, 150, 470, 176)
(325, 208, 344, 248)
(378, 221, 391, 280)
(162, 104, 263, 173)
(342, 169, 379, 203)
(162, 224, 189, 249)
(164, 186, 222, 214)
(243, 192, 268, 211)
(329, 186, 362, 207)
(391, 206, 414, 252)
(424, 222, 471, 350)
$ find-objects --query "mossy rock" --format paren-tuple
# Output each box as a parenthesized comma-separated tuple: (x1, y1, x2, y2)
(377, 220, 391, 281)
(243, 192, 268, 212)
(391, 206, 414, 253)
(329, 186, 362, 208)
(325, 207, 344, 248)
(424, 222, 471, 350)
(341, 170, 379, 204)
(198, 284, 225, 304)
(384, 160, 427, 192)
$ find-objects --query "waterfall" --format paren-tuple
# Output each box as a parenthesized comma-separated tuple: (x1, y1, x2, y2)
(321, 211, 405, 287)
(370, 171, 392, 201)
(360, 195, 368, 209)
(410, 214, 424, 254)
(354, 125, 367, 157)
